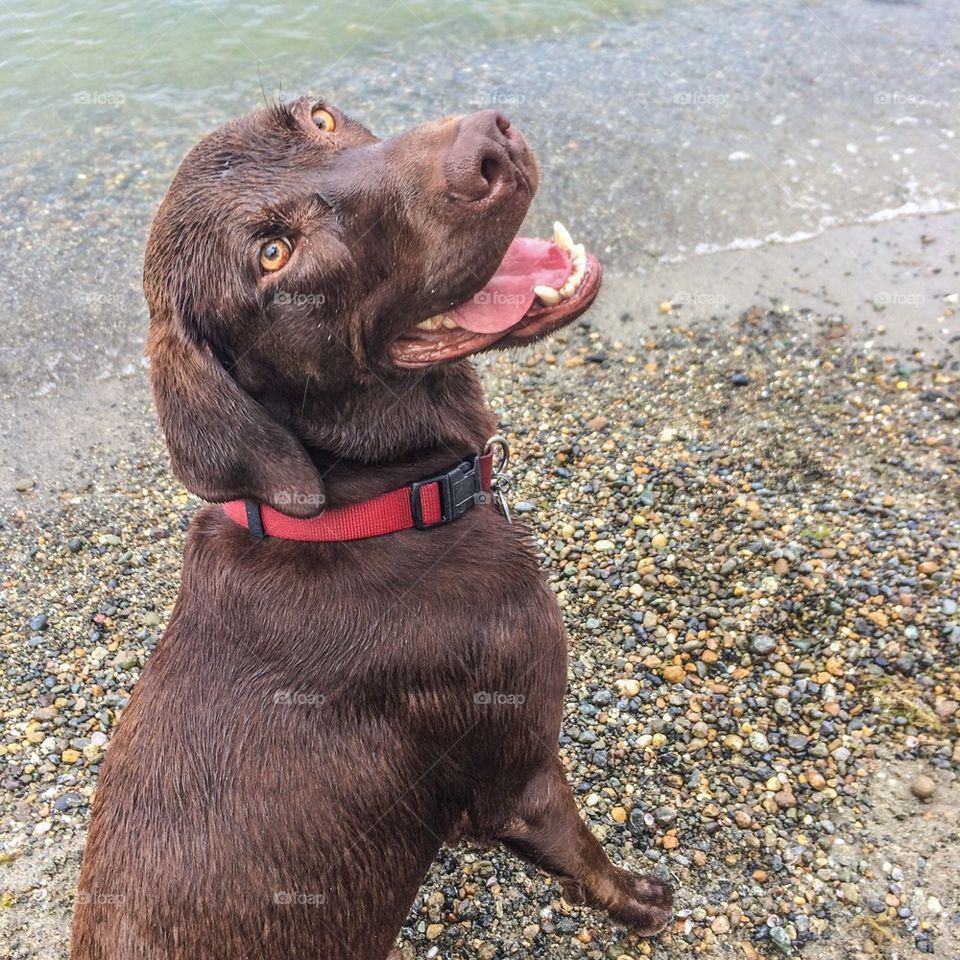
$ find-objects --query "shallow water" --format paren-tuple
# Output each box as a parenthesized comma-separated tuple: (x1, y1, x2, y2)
(0, 0, 671, 120)
(0, 0, 957, 416)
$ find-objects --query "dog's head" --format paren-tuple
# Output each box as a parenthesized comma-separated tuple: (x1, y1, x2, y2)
(145, 97, 601, 515)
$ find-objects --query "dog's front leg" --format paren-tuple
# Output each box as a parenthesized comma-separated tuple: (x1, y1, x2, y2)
(496, 757, 673, 936)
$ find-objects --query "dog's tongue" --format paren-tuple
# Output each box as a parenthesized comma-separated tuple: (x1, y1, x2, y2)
(448, 237, 570, 334)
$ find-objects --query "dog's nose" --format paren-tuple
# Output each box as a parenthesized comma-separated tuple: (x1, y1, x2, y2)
(444, 110, 524, 202)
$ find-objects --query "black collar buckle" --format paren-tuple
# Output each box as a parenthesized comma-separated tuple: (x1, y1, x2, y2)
(410, 455, 482, 530)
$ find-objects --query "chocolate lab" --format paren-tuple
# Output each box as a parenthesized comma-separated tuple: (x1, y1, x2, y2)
(71, 97, 673, 959)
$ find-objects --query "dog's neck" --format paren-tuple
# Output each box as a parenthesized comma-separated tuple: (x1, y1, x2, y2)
(282, 363, 497, 508)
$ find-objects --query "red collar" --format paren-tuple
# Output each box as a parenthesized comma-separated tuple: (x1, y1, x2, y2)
(223, 451, 496, 542)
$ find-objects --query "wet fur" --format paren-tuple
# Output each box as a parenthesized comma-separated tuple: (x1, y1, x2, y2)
(71, 96, 673, 959)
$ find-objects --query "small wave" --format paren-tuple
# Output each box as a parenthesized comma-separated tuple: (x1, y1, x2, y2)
(659, 199, 960, 263)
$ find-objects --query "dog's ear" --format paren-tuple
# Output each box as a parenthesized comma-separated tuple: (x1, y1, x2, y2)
(147, 318, 325, 518)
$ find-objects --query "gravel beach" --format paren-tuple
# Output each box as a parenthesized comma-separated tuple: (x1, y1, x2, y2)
(2, 306, 957, 958)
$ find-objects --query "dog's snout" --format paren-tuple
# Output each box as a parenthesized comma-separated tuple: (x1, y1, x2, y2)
(444, 110, 525, 203)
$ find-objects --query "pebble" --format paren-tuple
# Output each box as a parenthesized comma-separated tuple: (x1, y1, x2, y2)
(663, 665, 685, 684)
(840, 882, 860, 905)
(113, 650, 140, 670)
(910, 775, 937, 800)
(806, 770, 827, 791)
(750, 634, 777, 656)
(768, 927, 793, 953)
(710, 915, 731, 935)
(654, 806, 677, 827)
(723, 734, 744, 752)
(935, 699, 958, 720)
(628, 807, 647, 834)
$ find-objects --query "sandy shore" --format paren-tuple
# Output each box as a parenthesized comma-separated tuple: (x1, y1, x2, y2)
(2, 306, 957, 959)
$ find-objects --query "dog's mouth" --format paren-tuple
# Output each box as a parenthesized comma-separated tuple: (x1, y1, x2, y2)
(389, 221, 602, 368)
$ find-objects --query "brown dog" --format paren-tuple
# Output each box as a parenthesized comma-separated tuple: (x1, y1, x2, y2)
(71, 97, 673, 959)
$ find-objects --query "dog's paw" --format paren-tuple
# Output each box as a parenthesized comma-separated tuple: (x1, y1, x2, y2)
(605, 869, 674, 936)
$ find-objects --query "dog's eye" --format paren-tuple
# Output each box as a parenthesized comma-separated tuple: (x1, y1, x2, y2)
(310, 107, 336, 132)
(259, 238, 292, 272)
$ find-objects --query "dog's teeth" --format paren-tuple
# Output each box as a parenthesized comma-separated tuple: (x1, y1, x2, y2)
(553, 220, 574, 253)
(555, 244, 588, 299)
(538, 236, 588, 304)
(415, 314, 461, 332)
(534, 284, 562, 305)
(416, 315, 445, 331)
